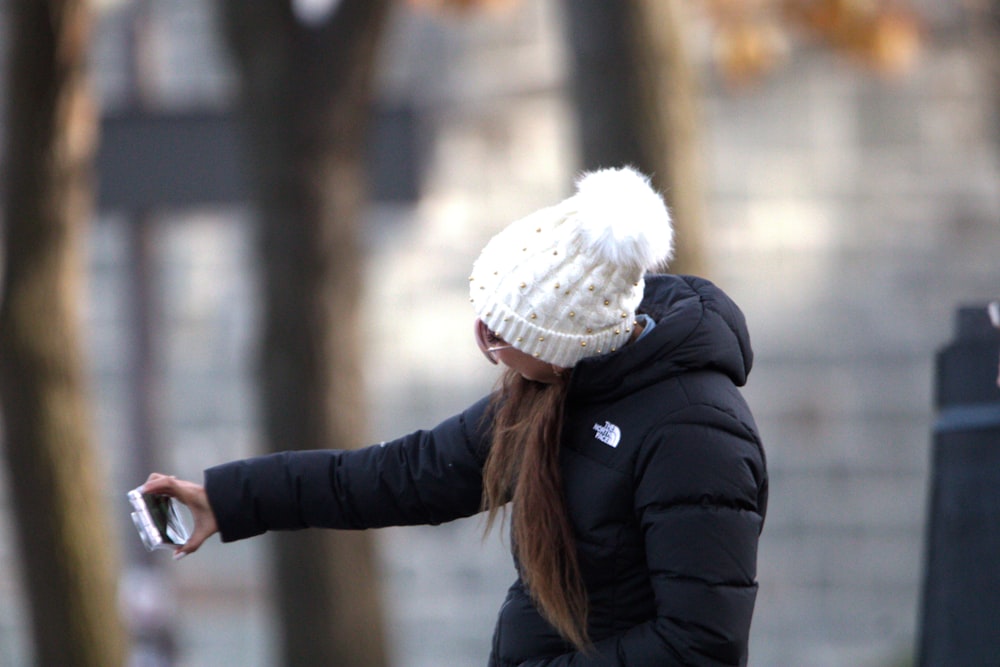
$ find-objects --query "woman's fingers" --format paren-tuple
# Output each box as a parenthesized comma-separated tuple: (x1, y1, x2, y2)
(175, 517, 216, 559)
(141, 472, 177, 496)
(138, 473, 219, 559)
(172, 511, 218, 559)
(142, 473, 197, 506)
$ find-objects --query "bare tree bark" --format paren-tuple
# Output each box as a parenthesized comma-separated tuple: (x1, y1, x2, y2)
(563, 0, 707, 276)
(219, 1, 392, 665)
(0, 1, 127, 666)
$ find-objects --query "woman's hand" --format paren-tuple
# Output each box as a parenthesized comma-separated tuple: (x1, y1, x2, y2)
(142, 473, 219, 560)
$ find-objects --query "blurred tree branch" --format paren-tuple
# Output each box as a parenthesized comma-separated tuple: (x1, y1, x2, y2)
(708, 0, 922, 86)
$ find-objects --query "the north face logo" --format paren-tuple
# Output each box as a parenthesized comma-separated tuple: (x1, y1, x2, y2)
(593, 421, 621, 448)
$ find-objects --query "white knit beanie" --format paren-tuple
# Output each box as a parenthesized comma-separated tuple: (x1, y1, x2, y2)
(468, 166, 674, 368)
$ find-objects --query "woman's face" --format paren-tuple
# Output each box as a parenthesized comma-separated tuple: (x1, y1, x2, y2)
(474, 319, 564, 384)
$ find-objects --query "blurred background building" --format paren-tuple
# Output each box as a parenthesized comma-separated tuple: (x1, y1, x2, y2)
(0, 0, 998, 666)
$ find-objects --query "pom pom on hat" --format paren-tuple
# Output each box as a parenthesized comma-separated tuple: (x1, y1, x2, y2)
(573, 167, 674, 272)
(469, 166, 673, 368)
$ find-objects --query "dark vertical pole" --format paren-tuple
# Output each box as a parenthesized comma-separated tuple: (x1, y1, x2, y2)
(561, 0, 707, 275)
(122, 208, 176, 665)
(119, 2, 176, 664)
(918, 305, 1000, 666)
(562, 0, 647, 173)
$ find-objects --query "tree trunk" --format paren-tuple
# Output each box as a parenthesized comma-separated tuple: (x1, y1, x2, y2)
(0, 1, 127, 666)
(563, 0, 707, 276)
(219, 2, 392, 665)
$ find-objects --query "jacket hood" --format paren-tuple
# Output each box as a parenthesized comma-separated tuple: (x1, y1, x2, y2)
(568, 274, 753, 402)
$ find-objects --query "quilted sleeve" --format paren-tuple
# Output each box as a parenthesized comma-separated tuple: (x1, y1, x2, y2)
(204, 395, 493, 542)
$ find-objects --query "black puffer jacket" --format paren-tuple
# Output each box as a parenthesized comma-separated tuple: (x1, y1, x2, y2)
(204, 274, 768, 666)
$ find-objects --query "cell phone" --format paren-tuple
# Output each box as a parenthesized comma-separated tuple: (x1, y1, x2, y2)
(127, 487, 191, 552)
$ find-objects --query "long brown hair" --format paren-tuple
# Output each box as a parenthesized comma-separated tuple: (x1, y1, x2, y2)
(482, 368, 590, 650)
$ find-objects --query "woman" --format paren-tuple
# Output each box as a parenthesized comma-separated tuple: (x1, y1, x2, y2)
(144, 166, 768, 666)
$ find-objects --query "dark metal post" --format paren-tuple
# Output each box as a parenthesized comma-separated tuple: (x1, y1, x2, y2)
(118, 3, 176, 665)
(918, 304, 1000, 666)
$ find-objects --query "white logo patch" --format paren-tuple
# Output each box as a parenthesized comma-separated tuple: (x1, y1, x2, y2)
(592, 421, 621, 448)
